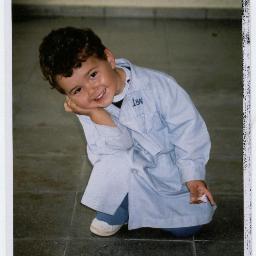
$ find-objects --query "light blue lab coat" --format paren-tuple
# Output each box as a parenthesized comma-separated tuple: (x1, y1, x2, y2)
(78, 58, 216, 230)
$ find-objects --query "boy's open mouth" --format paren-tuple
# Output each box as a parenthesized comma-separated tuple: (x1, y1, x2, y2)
(95, 88, 106, 101)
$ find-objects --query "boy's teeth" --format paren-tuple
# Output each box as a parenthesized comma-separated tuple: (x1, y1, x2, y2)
(96, 89, 105, 100)
(96, 92, 103, 100)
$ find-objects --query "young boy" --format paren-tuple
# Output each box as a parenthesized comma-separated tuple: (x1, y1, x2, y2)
(39, 27, 216, 238)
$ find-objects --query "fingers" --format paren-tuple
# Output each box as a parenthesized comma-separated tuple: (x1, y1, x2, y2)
(64, 96, 80, 113)
(188, 182, 216, 206)
(190, 188, 216, 206)
(198, 194, 208, 203)
(64, 96, 73, 112)
(190, 191, 205, 204)
(188, 182, 204, 204)
(64, 96, 92, 116)
(64, 101, 73, 112)
(205, 190, 216, 206)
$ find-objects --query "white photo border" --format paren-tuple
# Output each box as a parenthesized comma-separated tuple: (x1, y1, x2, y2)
(243, 0, 256, 255)
(0, 0, 13, 256)
(1, 0, 255, 255)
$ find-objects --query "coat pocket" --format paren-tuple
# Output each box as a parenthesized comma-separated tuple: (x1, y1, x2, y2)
(145, 152, 183, 195)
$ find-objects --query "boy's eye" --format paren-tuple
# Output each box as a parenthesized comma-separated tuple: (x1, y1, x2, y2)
(73, 87, 81, 95)
(90, 71, 98, 79)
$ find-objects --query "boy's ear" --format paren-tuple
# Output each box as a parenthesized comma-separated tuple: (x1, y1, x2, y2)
(104, 48, 116, 69)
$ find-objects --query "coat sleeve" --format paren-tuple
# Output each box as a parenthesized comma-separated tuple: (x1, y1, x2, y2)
(76, 114, 133, 165)
(154, 75, 211, 184)
(76, 114, 132, 214)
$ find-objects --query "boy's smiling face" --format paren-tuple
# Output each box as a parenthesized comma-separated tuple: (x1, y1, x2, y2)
(57, 49, 125, 110)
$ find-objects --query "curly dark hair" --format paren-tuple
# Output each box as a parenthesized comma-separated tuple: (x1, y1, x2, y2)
(39, 27, 107, 94)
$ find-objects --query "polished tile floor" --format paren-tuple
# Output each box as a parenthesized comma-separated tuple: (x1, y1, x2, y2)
(13, 17, 243, 256)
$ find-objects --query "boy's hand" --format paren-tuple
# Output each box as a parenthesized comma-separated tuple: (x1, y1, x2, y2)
(64, 96, 96, 116)
(186, 180, 216, 206)
(64, 97, 116, 127)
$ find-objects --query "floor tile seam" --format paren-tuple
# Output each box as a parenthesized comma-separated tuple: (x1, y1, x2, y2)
(211, 158, 242, 163)
(13, 189, 80, 193)
(14, 237, 71, 241)
(208, 158, 242, 163)
(212, 192, 243, 196)
(13, 190, 78, 195)
(194, 239, 244, 243)
(69, 236, 193, 242)
(169, 64, 242, 70)
(206, 126, 242, 130)
(196, 103, 242, 107)
(208, 127, 242, 131)
(63, 240, 70, 256)
(194, 106, 243, 110)
(210, 156, 242, 161)
(13, 153, 85, 157)
(14, 236, 194, 242)
(122, 238, 194, 243)
(192, 239, 197, 256)
(169, 65, 242, 72)
(210, 194, 243, 198)
(13, 154, 86, 160)
(69, 191, 79, 228)
(78, 158, 89, 192)
(13, 125, 82, 130)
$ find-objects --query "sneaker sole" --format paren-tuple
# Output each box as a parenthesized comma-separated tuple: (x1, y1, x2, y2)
(90, 224, 123, 237)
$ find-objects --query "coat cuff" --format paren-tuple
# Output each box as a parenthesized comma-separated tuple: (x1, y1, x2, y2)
(178, 160, 206, 184)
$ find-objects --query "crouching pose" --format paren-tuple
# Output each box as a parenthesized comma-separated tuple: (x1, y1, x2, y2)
(39, 27, 216, 238)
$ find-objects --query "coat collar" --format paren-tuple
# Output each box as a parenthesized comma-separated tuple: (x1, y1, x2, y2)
(106, 59, 148, 133)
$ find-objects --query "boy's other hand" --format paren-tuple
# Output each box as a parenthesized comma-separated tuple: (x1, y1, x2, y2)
(186, 180, 216, 206)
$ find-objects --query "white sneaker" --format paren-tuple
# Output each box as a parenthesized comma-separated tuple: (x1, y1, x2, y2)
(90, 218, 123, 237)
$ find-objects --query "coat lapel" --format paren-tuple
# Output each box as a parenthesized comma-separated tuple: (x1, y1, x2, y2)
(105, 59, 163, 157)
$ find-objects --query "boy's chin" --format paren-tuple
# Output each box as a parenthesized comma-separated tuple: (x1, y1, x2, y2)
(99, 97, 114, 108)
(100, 101, 113, 108)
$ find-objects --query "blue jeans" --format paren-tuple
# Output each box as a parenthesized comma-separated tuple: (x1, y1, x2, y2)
(96, 195, 202, 238)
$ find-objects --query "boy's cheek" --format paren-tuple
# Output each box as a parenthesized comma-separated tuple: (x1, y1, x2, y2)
(73, 99, 90, 109)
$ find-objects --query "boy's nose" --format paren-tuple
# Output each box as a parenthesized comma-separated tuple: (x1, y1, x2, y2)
(86, 82, 99, 97)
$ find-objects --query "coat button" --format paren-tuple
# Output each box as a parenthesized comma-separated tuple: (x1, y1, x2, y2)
(131, 169, 138, 174)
